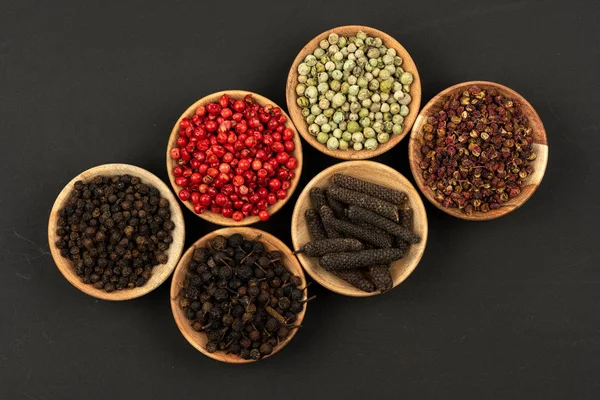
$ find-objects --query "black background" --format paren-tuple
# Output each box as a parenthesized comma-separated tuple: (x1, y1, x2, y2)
(2, 0, 599, 398)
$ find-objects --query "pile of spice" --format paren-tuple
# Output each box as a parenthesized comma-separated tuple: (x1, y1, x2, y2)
(418, 85, 536, 215)
(178, 234, 309, 360)
(54, 175, 175, 292)
(294, 30, 414, 151)
(170, 93, 298, 222)
(297, 174, 420, 293)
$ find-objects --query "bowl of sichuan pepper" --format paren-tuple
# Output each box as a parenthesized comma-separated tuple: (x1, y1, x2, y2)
(48, 164, 185, 300)
(286, 25, 421, 160)
(291, 161, 427, 297)
(409, 81, 548, 220)
(167, 91, 303, 225)
(171, 227, 309, 363)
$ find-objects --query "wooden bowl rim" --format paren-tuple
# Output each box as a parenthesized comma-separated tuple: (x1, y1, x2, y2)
(166, 90, 303, 226)
(290, 160, 428, 297)
(285, 24, 422, 160)
(47, 163, 186, 301)
(408, 80, 549, 221)
(170, 227, 308, 363)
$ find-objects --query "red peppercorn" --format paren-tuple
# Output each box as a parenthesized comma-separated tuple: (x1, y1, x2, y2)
(173, 166, 183, 176)
(267, 193, 277, 205)
(258, 210, 270, 221)
(268, 178, 281, 191)
(281, 180, 291, 190)
(175, 177, 189, 187)
(179, 189, 190, 201)
(233, 100, 245, 113)
(232, 211, 244, 222)
(284, 140, 295, 152)
(190, 192, 201, 204)
(285, 157, 298, 170)
(276, 189, 287, 200)
(199, 194, 212, 207)
(170, 148, 181, 160)
(276, 152, 290, 164)
(193, 204, 205, 214)
(283, 128, 294, 141)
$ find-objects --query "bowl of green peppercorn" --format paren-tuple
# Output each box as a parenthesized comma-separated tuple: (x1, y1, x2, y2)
(170, 227, 308, 363)
(48, 164, 186, 300)
(286, 25, 421, 159)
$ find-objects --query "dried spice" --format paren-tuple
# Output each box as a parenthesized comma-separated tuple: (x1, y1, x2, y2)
(54, 175, 174, 292)
(399, 208, 413, 230)
(366, 265, 393, 292)
(294, 238, 363, 257)
(418, 85, 536, 214)
(332, 269, 375, 292)
(178, 234, 308, 360)
(305, 209, 327, 241)
(346, 205, 420, 244)
(320, 206, 393, 248)
(309, 187, 328, 210)
(332, 174, 407, 205)
(320, 248, 404, 270)
(326, 186, 399, 222)
(326, 193, 347, 220)
(318, 206, 342, 239)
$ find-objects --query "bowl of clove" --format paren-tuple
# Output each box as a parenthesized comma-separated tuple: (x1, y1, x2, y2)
(291, 160, 428, 297)
(170, 227, 310, 363)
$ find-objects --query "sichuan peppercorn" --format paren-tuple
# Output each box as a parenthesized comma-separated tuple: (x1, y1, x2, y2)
(54, 175, 174, 292)
(418, 85, 536, 214)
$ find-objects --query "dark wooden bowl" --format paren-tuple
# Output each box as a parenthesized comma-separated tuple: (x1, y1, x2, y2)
(409, 81, 548, 221)
(170, 227, 308, 363)
(286, 25, 421, 160)
(166, 90, 303, 226)
(48, 164, 185, 300)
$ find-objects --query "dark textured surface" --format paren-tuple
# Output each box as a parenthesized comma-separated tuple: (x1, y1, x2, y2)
(1, 0, 599, 398)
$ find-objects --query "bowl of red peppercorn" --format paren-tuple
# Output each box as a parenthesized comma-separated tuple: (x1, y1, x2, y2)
(409, 81, 548, 221)
(48, 164, 186, 300)
(167, 91, 303, 225)
(170, 227, 308, 363)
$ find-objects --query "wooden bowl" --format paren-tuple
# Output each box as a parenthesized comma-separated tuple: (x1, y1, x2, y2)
(286, 25, 421, 160)
(291, 161, 428, 297)
(48, 164, 186, 300)
(170, 227, 308, 363)
(166, 90, 303, 226)
(408, 81, 549, 221)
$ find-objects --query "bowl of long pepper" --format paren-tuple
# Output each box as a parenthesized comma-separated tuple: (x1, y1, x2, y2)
(408, 81, 548, 220)
(291, 161, 428, 297)
(286, 25, 421, 160)
(170, 227, 308, 363)
(167, 91, 303, 225)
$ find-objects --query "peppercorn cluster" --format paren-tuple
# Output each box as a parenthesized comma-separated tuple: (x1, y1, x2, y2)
(295, 31, 415, 151)
(178, 234, 307, 360)
(418, 85, 536, 215)
(299, 174, 420, 293)
(54, 175, 175, 292)
(170, 93, 298, 223)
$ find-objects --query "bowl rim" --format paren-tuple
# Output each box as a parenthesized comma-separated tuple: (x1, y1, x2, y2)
(408, 80, 549, 221)
(166, 90, 303, 226)
(290, 160, 428, 297)
(170, 226, 308, 363)
(47, 163, 186, 300)
(285, 24, 422, 160)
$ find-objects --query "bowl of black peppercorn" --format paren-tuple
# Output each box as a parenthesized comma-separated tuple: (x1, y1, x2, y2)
(48, 164, 185, 300)
(171, 227, 309, 363)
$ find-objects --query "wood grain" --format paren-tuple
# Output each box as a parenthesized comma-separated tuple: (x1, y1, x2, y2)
(290, 161, 428, 297)
(286, 25, 422, 160)
(47, 164, 186, 301)
(170, 227, 308, 363)
(166, 90, 303, 226)
(408, 81, 549, 221)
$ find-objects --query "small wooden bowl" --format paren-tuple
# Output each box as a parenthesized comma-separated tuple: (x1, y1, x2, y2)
(408, 81, 549, 221)
(291, 161, 428, 297)
(48, 164, 186, 300)
(286, 25, 421, 160)
(166, 90, 303, 226)
(170, 227, 308, 363)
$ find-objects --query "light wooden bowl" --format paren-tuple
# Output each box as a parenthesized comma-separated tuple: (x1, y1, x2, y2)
(170, 227, 308, 363)
(291, 161, 428, 297)
(286, 25, 421, 160)
(166, 90, 303, 226)
(408, 81, 548, 221)
(48, 164, 185, 300)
